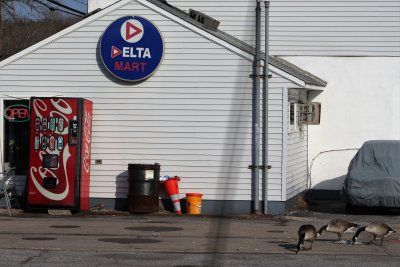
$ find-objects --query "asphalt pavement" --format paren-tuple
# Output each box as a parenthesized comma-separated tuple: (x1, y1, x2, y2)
(1, 201, 400, 255)
(0, 200, 400, 266)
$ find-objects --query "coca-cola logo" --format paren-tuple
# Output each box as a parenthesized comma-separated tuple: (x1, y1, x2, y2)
(30, 98, 72, 201)
(4, 104, 30, 122)
(82, 110, 92, 174)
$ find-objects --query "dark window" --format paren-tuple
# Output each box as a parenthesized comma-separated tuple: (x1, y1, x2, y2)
(3, 99, 30, 175)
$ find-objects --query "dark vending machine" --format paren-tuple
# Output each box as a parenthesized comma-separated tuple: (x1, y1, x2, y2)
(27, 97, 93, 211)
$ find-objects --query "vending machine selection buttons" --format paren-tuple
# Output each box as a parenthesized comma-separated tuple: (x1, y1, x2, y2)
(34, 136, 40, 150)
(57, 118, 64, 132)
(49, 135, 55, 151)
(34, 117, 41, 132)
(49, 117, 56, 132)
(41, 136, 47, 150)
(57, 136, 63, 151)
(42, 117, 48, 132)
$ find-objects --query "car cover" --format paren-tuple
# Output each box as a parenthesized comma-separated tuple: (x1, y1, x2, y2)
(342, 140, 400, 207)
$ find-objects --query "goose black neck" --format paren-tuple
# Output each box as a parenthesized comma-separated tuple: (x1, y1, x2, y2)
(355, 226, 366, 237)
(318, 225, 327, 234)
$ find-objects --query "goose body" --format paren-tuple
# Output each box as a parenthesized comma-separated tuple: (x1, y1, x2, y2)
(318, 218, 359, 241)
(296, 224, 318, 254)
(352, 222, 396, 246)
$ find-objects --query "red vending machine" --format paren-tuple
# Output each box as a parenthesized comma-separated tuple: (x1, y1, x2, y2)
(27, 97, 93, 211)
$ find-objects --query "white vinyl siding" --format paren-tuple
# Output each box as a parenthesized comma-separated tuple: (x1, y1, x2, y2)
(286, 128, 308, 200)
(265, 81, 286, 201)
(0, 0, 302, 202)
(168, 0, 400, 56)
(267, 79, 299, 202)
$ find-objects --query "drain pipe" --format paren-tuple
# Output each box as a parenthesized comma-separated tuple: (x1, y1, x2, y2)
(262, 1, 270, 214)
(250, 0, 262, 214)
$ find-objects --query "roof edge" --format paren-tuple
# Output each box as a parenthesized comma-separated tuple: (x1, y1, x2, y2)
(144, 0, 327, 88)
(0, 0, 327, 89)
(0, 0, 132, 68)
(268, 56, 327, 87)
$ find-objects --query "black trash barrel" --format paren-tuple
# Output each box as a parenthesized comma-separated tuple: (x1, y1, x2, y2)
(127, 163, 160, 213)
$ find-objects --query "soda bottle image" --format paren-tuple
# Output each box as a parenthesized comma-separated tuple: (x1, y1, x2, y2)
(34, 136, 40, 150)
(42, 117, 48, 132)
(49, 117, 56, 132)
(58, 118, 64, 132)
(34, 117, 41, 132)
(49, 135, 55, 150)
(57, 136, 63, 151)
(41, 135, 47, 150)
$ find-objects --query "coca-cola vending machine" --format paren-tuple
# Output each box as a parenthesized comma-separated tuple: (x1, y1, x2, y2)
(27, 97, 93, 211)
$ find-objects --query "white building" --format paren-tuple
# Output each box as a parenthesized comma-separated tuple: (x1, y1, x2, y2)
(86, 1, 400, 199)
(0, 0, 326, 214)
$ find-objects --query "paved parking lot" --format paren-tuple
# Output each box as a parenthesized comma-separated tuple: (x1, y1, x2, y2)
(1, 201, 399, 257)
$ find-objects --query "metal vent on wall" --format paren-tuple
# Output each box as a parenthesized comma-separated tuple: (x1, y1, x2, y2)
(188, 8, 220, 31)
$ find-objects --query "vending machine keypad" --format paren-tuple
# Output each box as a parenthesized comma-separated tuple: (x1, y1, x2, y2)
(69, 121, 79, 145)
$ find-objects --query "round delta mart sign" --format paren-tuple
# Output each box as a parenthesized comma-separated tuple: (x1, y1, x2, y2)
(100, 16, 164, 82)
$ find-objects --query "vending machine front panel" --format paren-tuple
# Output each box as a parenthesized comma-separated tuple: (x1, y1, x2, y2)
(27, 97, 86, 209)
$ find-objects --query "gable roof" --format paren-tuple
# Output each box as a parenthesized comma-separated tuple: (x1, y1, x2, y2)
(0, 0, 326, 89)
(146, 0, 327, 88)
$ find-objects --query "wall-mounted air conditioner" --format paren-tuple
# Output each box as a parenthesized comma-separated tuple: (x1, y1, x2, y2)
(300, 102, 321, 125)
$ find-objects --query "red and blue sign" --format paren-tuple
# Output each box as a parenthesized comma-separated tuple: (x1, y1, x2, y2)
(100, 16, 164, 82)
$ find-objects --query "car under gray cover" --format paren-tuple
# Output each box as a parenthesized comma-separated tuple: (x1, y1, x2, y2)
(342, 140, 400, 208)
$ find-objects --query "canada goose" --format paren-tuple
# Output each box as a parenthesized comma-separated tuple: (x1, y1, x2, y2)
(318, 218, 360, 242)
(352, 222, 396, 246)
(296, 224, 318, 254)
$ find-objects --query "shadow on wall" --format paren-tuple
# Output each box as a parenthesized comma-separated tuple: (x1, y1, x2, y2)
(115, 170, 129, 210)
(312, 174, 346, 190)
(308, 175, 346, 200)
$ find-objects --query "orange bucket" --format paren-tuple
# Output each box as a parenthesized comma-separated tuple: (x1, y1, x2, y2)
(186, 193, 203, 215)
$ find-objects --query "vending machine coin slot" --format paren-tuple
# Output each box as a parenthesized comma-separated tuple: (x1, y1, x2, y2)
(43, 177, 57, 189)
(69, 121, 79, 145)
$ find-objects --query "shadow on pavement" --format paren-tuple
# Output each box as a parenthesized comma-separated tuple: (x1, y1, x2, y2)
(278, 243, 297, 253)
(300, 194, 400, 216)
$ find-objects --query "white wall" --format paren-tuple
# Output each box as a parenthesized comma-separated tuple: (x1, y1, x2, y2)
(286, 127, 308, 199)
(0, 0, 304, 202)
(283, 57, 400, 190)
(82, 0, 398, 195)
(89, 1, 400, 56)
